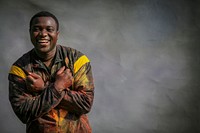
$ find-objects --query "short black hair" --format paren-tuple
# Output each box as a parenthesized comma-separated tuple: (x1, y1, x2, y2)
(29, 11, 59, 31)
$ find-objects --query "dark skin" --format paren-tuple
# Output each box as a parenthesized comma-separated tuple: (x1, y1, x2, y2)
(26, 17, 73, 92)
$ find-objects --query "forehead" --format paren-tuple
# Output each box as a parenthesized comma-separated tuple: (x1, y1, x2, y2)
(31, 17, 57, 27)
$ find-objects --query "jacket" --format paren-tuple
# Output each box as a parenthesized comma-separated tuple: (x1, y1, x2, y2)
(8, 45, 94, 133)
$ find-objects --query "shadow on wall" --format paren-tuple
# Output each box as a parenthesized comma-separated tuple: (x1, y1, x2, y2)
(189, 0, 200, 131)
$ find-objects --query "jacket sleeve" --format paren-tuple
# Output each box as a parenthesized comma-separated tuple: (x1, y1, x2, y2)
(8, 67, 65, 124)
(58, 61, 95, 115)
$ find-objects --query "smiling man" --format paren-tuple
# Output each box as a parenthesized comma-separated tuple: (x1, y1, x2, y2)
(8, 11, 94, 133)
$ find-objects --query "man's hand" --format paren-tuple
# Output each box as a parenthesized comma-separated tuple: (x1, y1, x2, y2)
(26, 72, 45, 92)
(54, 66, 73, 92)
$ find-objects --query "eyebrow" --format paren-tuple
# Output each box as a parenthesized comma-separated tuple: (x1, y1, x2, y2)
(32, 25, 55, 28)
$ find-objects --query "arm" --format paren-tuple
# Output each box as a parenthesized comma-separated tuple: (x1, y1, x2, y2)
(8, 67, 65, 124)
(58, 62, 94, 115)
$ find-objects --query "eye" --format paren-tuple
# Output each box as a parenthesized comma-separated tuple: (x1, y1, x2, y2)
(32, 27, 40, 32)
(47, 27, 54, 32)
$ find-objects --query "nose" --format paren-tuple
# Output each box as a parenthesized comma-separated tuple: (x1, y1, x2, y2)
(39, 30, 47, 37)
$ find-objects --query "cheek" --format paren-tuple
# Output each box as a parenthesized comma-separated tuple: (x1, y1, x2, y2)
(33, 32, 39, 37)
(31, 33, 38, 40)
(51, 34, 58, 41)
(30, 33, 39, 45)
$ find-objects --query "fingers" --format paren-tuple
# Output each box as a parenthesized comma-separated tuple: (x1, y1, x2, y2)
(28, 72, 41, 79)
(26, 74, 45, 92)
(26, 75, 36, 84)
(56, 67, 72, 76)
(65, 69, 71, 74)
(57, 66, 66, 75)
(65, 69, 73, 81)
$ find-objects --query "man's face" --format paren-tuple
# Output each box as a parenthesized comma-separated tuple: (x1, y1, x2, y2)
(30, 17, 59, 55)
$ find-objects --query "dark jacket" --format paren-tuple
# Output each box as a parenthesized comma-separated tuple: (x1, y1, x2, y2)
(8, 45, 94, 133)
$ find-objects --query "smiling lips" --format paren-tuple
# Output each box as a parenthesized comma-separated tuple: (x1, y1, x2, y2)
(37, 39, 50, 46)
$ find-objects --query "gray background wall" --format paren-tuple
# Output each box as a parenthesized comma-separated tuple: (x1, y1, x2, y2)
(0, 0, 200, 133)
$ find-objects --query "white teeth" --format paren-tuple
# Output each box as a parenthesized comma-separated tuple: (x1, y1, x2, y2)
(38, 40, 49, 43)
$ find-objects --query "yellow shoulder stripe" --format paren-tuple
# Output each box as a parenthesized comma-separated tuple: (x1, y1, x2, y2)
(9, 65, 26, 79)
(74, 55, 90, 73)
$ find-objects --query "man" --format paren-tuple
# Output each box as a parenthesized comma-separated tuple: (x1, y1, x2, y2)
(8, 11, 94, 133)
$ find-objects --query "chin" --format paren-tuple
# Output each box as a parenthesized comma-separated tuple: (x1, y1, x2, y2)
(35, 47, 50, 54)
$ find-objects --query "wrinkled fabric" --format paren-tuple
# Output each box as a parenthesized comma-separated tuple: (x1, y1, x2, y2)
(8, 45, 94, 133)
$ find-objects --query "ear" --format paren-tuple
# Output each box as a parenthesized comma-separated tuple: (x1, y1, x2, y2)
(29, 29, 32, 41)
(56, 31, 60, 40)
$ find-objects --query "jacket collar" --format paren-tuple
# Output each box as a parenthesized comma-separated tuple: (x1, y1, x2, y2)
(31, 45, 63, 68)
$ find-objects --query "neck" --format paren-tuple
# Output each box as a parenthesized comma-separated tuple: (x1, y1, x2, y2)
(35, 48, 56, 61)
(34, 47, 56, 67)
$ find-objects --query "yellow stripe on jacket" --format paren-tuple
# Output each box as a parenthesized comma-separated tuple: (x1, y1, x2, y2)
(9, 65, 26, 79)
(9, 55, 89, 79)
(74, 55, 90, 74)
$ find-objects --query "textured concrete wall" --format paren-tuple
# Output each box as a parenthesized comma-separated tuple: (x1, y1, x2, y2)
(1, 0, 200, 133)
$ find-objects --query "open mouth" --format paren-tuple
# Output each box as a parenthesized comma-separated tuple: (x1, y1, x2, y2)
(37, 39, 50, 46)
